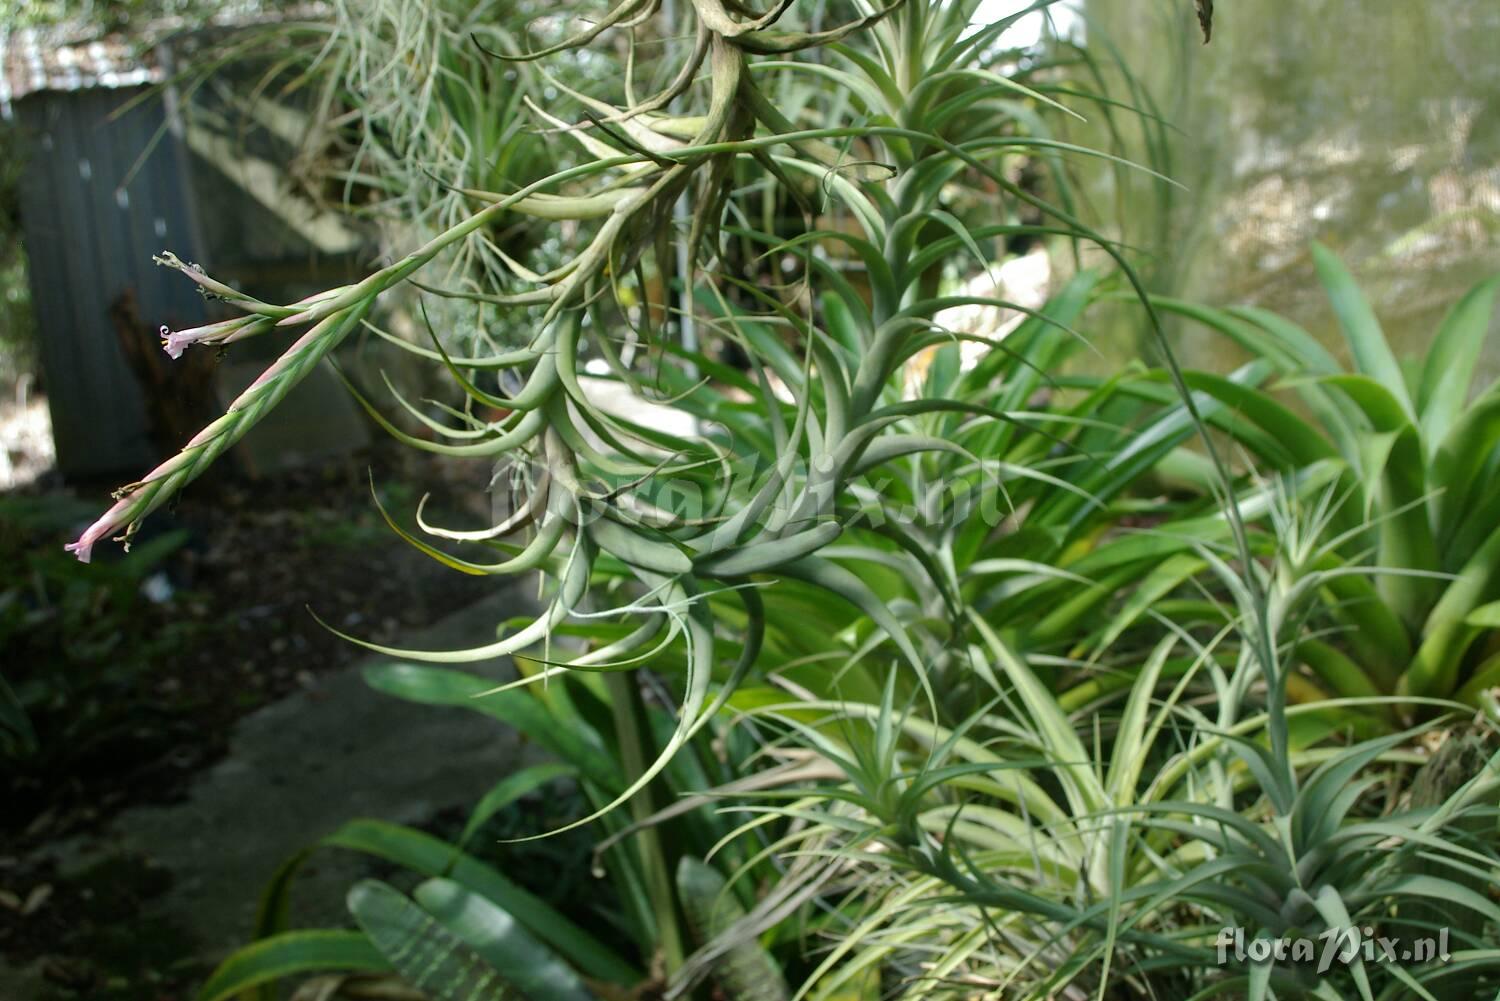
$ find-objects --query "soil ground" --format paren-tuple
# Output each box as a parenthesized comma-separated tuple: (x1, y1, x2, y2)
(0, 424, 555, 999)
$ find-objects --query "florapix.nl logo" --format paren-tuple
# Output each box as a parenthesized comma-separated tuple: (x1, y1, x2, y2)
(1216, 926, 1452, 974)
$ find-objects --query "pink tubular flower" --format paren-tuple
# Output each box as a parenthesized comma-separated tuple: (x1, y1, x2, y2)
(161, 319, 230, 359)
(160, 315, 269, 359)
(160, 324, 193, 359)
(64, 496, 137, 563)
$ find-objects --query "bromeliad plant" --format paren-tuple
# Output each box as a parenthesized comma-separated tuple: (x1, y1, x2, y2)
(714, 404, 1500, 996)
(719, 645, 1500, 1000)
(199, 662, 813, 1001)
(66, 0, 1243, 994)
(665, 268, 1353, 726)
(1148, 245, 1500, 711)
(70, 0, 1218, 832)
(69, 0, 1500, 999)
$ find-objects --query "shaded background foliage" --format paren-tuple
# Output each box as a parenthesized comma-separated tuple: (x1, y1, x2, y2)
(1087, 0, 1500, 376)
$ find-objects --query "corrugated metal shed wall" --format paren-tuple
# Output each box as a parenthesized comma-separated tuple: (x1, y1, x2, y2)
(16, 85, 209, 477)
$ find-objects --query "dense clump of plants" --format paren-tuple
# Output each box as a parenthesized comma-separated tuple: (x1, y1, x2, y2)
(64, 0, 1500, 999)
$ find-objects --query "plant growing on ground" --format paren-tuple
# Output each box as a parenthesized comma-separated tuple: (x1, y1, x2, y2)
(1, 496, 189, 766)
(722, 645, 1500, 999)
(199, 662, 815, 1001)
(192, 253, 1304, 998)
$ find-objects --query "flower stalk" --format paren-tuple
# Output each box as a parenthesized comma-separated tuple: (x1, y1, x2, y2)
(67, 299, 372, 560)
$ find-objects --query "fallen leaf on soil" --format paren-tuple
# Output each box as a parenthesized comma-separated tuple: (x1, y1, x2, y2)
(22, 883, 52, 915)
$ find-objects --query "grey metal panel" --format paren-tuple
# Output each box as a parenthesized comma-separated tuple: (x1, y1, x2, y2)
(16, 86, 209, 478)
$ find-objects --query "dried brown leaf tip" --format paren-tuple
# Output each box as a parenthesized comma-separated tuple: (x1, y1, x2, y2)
(1195, 0, 1214, 43)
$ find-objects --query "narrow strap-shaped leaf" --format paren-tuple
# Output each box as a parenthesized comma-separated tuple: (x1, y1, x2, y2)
(1312, 241, 1413, 417)
(1429, 378, 1500, 556)
(967, 610, 1106, 817)
(362, 663, 624, 792)
(1293, 728, 1426, 846)
(777, 555, 928, 682)
(1404, 520, 1500, 698)
(1418, 275, 1499, 449)
(454, 763, 576, 852)
(198, 930, 390, 1001)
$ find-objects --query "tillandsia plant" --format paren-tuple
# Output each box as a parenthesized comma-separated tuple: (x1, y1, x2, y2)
(230, 0, 554, 287)
(1145, 245, 1500, 714)
(669, 338, 1500, 997)
(70, 0, 1240, 823)
(665, 255, 1500, 997)
(718, 650, 1500, 999)
(648, 266, 1348, 726)
(72, 0, 1474, 999)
